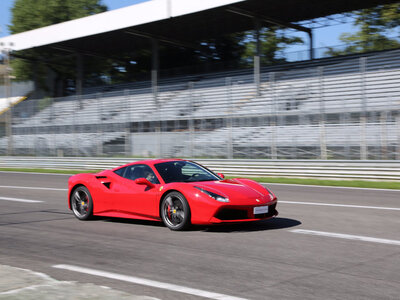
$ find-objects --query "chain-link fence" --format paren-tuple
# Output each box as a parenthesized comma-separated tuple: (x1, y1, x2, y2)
(1, 50, 400, 160)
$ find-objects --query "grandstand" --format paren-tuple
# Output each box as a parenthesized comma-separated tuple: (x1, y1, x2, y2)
(1, 48, 399, 159)
(0, 0, 399, 159)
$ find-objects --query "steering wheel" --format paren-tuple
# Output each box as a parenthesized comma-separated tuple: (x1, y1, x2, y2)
(189, 173, 202, 180)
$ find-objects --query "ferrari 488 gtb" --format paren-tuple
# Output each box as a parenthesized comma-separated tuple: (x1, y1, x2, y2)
(68, 159, 278, 230)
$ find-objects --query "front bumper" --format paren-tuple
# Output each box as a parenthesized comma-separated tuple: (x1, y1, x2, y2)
(208, 202, 278, 223)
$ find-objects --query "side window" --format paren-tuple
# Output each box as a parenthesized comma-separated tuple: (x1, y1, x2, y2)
(114, 167, 127, 177)
(123, 165, 160, 184)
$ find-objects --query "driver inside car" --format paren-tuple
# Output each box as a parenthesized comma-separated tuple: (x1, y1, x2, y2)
(144, 169, 157, 183)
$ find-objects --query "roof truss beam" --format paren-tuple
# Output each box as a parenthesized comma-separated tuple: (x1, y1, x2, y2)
(226, 7, 311, 34)
(49, 45, 127, 64)
(125, 30, 201, 50)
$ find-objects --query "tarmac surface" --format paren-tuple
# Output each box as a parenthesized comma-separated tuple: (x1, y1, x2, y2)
(0, 265, 158, 299)
(0, 171, 399, 299)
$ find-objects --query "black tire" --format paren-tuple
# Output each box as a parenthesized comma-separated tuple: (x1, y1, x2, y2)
(161, 191, 191, 231)
(70, 186, 93, 220)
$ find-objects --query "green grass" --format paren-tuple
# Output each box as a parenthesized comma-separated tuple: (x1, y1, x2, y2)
(1, 167, 400, 190)
(227, 176, 400, 190)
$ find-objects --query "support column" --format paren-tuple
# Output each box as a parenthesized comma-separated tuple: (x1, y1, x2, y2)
(226, 77, 233, 159)
(189, 81, 194, 158)
(254, 19, 261, 96)
(32, 59, 39, 99)
(270, 72, 277, 159)
(151, 38, 161, 156)
(4, 49, 13, 155)
(96, 93, 103, 156)
(76, 52, 83, 95)
(360, 57, 367, 160)
(151, 38, 159, 107)
(318, 67, 327, 160)
(124, 89, 131, 156)
(397, 114, 400, 160)
(380, 111, 387, 160)
(308, 30, 314, 60)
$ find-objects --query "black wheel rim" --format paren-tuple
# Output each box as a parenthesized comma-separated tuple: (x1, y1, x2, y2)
(163, 195, 185, 228)
(72, 189, 90, 218)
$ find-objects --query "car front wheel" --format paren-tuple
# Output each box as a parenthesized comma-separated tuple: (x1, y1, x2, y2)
(161, 191, 191, 231)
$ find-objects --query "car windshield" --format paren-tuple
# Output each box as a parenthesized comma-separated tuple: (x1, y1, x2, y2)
(154, 161, 220, 184)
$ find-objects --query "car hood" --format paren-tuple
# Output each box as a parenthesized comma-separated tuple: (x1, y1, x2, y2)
(188, 179, 270, 204)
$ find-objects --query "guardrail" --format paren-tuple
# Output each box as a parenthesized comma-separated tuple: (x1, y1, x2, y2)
(1, 156, 400, 181)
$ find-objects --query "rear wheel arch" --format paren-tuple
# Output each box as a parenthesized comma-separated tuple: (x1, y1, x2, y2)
(69, 184, 86, 208)
(70, 185, 94, 220)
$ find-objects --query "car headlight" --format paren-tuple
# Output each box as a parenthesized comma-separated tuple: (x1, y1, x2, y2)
(264, 187, 276, 201)
(194, 186, 229, 203)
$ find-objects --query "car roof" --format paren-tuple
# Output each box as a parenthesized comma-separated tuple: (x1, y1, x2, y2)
(112, 158, 187, 170)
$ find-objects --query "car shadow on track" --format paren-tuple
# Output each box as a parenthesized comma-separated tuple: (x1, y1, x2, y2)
(97, 217, 301, 232)
(101, 217, 164, 227)
(199, 217, 301, 233)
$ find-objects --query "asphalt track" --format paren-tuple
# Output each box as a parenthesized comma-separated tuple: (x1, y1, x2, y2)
(0, 171, 399, 300)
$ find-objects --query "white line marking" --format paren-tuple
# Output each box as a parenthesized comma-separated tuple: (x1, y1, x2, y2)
(291, 229, 400, 246)
(0, 283, 62, 295)
(279, 200, 400, 211)
(0, 196, 43, 203)
(262, 182, 400, 192)
(53, 264, 247, 300)
(0, 185, 67, 191)
(0, 265, 58, 295)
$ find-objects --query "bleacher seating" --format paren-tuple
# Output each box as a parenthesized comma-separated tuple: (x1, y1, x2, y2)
(2, 48, 400, 158)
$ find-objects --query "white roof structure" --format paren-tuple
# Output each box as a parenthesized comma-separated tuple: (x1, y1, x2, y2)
(0, 0, 245, 52)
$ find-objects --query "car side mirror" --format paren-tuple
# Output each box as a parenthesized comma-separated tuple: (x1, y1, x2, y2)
(134, 178, 154, 188)
(217, 173, 225, 179)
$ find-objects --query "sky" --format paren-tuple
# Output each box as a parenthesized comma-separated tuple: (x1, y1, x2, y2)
(0, 0, 357, 55)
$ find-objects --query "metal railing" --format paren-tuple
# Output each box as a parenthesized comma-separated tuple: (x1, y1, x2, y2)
(1, 156, 400, 181)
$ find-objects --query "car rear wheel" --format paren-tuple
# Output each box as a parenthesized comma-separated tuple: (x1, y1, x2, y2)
(161, 191, 191, 231)
(71, 186, 93, 220)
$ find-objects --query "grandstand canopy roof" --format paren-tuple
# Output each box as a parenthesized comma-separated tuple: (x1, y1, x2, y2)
(0, 0, 397, 56)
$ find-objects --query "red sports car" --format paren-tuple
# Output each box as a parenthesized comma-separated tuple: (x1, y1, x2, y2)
(68, 159, 278, 230)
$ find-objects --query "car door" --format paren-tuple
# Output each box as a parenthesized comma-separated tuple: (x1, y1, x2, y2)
(113, 164, 160, 218)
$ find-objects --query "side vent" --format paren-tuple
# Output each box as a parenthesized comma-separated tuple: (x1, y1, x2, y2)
(102, 182, 111, 189)
(96, 176, 111, 189)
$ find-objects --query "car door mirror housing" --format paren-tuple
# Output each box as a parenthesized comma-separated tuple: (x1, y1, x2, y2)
(135, 178, 155, 188)
(217, 173, 225, 179)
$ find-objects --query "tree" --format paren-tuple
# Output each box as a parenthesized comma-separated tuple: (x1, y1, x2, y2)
(9, 0, 107, 95)
(10, 0, 106, 33)
(198, 33, 247, 66)
(326, 3, 400, 56)
(241, 27, 303, 66)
